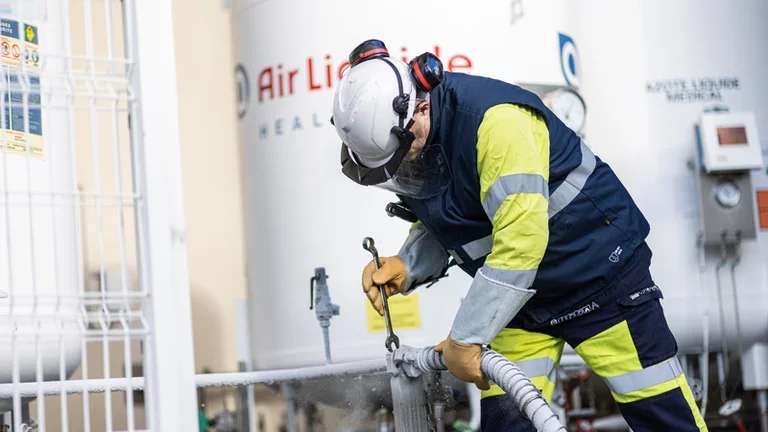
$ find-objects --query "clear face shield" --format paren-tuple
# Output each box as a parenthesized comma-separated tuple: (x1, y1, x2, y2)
(372, 130, 451, 200)
(339, 99, 451, 200)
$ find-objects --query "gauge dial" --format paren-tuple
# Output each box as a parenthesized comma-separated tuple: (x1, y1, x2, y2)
(714, 180, 741, 208)
(543, 87, 587, 134)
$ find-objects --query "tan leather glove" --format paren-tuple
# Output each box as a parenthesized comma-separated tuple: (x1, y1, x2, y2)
(435, 335, 490, 391)
(362, 256, 407, 316)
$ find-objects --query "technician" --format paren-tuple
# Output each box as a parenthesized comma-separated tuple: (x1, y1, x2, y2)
(330, 39, 707, 431)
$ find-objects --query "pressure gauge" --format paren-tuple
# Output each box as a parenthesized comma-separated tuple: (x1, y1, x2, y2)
(714, 180, 741, 208)
(542, 87, 587, 134)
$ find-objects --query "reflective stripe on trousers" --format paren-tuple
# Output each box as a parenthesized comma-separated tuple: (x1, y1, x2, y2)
(515, 356, 558, 384)
(604, 357, 684, 395)
(451, 140, 596, 262)
(481, 328, 565, 401)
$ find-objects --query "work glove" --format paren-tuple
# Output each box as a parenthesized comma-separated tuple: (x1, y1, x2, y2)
(362, 256, 407, 316)
(435, 335, 490, 391)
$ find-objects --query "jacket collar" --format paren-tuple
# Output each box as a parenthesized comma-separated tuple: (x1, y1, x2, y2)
(425, 74, 447, 147)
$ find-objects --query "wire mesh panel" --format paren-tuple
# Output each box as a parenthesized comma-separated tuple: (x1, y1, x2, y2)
(0, 0, 196, 430)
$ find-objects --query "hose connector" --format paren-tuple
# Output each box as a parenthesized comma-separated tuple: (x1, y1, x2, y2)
(392, 345, 567, 432)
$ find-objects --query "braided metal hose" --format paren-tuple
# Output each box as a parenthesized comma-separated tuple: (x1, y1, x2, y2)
(403, 346, 566, 432)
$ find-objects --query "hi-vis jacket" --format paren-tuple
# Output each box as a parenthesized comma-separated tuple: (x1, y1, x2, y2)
(398, 72, 651, 328)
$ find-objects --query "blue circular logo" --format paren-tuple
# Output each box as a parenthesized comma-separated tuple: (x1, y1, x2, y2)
(558, 32, 581, 88)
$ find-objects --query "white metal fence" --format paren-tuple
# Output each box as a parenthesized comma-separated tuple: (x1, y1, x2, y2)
(0, 0, 197, 430)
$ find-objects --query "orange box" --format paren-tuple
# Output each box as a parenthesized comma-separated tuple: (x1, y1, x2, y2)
(758, 190, 768, 230)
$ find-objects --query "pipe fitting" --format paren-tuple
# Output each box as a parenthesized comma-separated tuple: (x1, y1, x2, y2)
(394, 346, 567, 432)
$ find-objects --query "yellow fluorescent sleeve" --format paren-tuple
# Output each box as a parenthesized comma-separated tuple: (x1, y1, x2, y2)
(476, 103, 550, 275)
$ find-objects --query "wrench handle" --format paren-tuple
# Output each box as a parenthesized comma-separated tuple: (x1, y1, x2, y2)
(379, 286, 392, 323)
(379, 288, 399, 350)
(363, 237, 400, 351)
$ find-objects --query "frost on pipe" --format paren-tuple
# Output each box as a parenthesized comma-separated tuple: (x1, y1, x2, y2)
(401, 346, 567, 432)
(0, 358, 389, 397)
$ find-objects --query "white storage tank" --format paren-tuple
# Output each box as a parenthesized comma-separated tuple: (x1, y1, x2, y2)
(233, 0, 580, 371)
(570, 0, 768, 355)
(0, 3, 82, 412)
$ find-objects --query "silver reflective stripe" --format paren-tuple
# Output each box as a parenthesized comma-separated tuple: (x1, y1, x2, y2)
(482, 263, 537, 289)
(604, 357, 684, 394)
(446, 249, 464, 265)
(549, 364, 558, 383)
(482, 173, 549, 221)
(455, 142, 597, 262)
(462, 235, 493, 261)
(515, 357, 557, 381)
(548, 141, 596, 219)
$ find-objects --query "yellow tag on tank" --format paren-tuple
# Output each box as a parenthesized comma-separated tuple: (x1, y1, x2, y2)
(366, 294, 421, 333)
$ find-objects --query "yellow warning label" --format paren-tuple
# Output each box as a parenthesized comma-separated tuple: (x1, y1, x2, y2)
(366, 294, 421, 333)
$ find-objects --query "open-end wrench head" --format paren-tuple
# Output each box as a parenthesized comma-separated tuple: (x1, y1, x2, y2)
(386, 334, 400, 352)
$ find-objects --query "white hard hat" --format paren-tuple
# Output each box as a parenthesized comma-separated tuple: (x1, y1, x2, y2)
(331, 40, 450, 199)
(331, 53, 416, 168)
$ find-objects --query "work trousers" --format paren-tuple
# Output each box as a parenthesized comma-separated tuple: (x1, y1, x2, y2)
(481, 245, 708, 432)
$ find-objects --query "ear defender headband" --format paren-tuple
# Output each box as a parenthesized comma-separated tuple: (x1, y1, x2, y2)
(335, 39, 444, 186)
(347, 39, 444, 117)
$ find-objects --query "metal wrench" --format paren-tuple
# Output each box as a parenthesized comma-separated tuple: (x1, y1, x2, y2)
(362, 237, 400, 352)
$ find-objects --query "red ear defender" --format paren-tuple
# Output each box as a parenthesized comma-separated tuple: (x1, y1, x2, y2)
(349, 39, 390, 66)
(409, 52, 444, 93)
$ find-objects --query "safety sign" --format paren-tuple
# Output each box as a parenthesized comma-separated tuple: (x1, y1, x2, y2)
(1, 18, 43, 159)
(366, 294, 422, 333)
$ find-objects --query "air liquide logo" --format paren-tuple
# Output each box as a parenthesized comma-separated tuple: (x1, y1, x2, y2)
(558, 32, 580, 89)
(238, 46, 474, 140)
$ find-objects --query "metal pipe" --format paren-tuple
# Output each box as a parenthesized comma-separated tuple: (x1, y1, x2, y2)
(0, 358, 388, 397)
(729, 233, 744, 360)
(758, 390, 768, 432)
(375, 407, 391, 432)
(716, 352, 727, 403)
(714, 235, 729, 378)
(402, 346, 566, 431)
(281, 383, 296, 432)
(714, 235, 730, 404)
(322, 327, 332, 364)
(237, 361, 255, 432)
(699, 351, 709, 417)
(434, 401, 446, 432)
(467, 382, 482, 431)
(700, 293, 711, 416)
(246, 383, 256, 432)
(696, 232, 710, 417)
